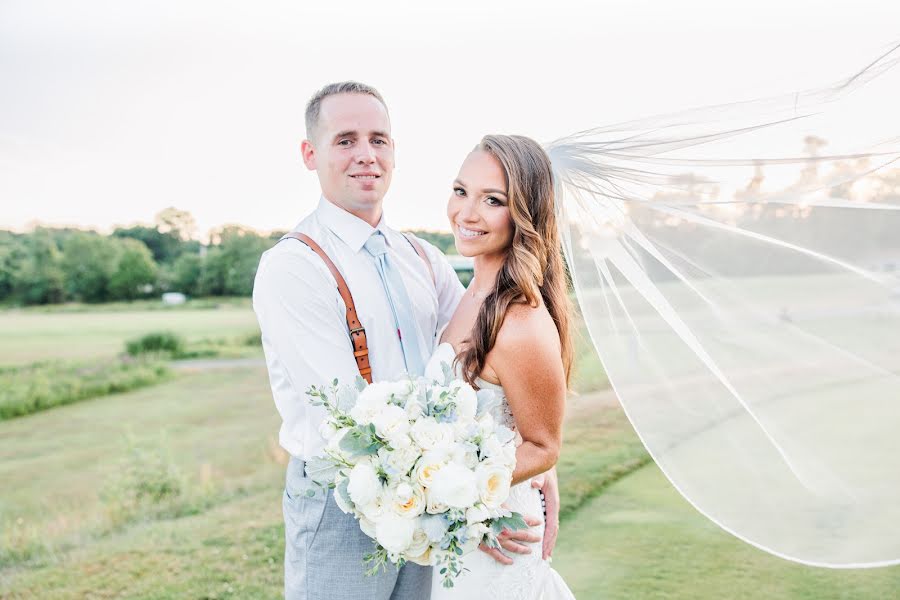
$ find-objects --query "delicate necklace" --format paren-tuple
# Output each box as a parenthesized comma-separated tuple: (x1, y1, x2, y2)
(467, 286, 491, 300)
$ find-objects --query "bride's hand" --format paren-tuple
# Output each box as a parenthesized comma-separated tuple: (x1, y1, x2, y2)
(531, 467, 559, 560)
(478, 514, 543, 565)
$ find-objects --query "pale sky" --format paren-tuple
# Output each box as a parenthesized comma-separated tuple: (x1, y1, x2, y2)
(1, 0, 898, 237)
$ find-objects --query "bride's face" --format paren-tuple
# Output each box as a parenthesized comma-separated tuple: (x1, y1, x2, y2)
(447, 150, 514, 259)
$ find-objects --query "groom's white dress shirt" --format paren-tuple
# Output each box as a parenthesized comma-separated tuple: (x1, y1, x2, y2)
(253, 197, 465, 461)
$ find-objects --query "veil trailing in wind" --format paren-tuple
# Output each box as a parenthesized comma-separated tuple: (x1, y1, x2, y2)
(546, 42, 900, 568)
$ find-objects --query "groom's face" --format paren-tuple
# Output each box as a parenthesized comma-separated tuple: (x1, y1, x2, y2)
(302, 93, 395, 223)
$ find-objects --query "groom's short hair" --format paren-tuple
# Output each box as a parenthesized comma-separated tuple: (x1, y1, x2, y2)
(305, 81, 388, 142)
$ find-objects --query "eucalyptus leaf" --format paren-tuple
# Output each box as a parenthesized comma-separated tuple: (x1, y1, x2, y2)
(335, 385, 358, 412)
(304, 455, 339, 487)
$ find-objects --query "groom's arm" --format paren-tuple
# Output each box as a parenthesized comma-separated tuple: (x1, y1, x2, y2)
(253, 246, 361, 458)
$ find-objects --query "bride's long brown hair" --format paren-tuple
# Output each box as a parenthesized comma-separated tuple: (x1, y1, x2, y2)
(457, 134, 574, 388)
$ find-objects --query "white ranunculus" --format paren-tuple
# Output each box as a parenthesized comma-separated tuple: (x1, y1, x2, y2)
(375, 512, 416, 554)
(390, 481, 426, 519)
(410, 418, 454, 450)
(451, 381, 478, 421)
(475, 462, 512, 509)
(466, 504, 490, 525)
(429, 462, 478, 509)
(406, 525, 431, 560)
(415, 447, 450, 488)
(347, 462, 382, 508)
(372, 404, 411, 442)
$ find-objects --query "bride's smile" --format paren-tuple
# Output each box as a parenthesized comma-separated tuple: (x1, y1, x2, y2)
(448, 149, 514, 261)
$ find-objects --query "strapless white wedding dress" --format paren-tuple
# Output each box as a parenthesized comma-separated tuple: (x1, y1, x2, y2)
(424, 338, 576, 600)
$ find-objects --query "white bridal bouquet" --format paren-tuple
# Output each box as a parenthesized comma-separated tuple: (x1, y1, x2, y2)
(304, 366, 527, 587)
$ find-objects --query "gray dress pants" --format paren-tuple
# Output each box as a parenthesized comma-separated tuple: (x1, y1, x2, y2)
(283, 457, 433, 600)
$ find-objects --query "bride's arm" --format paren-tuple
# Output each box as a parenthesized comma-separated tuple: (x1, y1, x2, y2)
(487, 304, 567, 485)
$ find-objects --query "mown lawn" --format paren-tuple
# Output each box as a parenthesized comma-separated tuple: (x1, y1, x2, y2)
(0, 305, 259, 366)
(554, 464, 900, 599)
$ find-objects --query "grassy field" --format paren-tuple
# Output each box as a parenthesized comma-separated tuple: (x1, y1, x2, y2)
(0, 303, 259, 366)
(2, 303, 900, 598)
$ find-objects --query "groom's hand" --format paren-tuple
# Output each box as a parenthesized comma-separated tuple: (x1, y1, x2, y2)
(478, 515, 543, 565)
(531, 467, 560, 560)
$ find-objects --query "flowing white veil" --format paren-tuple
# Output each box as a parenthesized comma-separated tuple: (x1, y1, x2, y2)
(546, 41, 900, 567)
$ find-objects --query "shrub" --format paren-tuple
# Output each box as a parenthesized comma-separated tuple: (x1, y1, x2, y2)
(101, 434, 185, 526)
(125, 331, 185, 357)
(0, 359, 171, 420)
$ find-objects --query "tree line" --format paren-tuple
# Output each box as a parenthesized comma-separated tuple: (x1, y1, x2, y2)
(0, 208, 458, 306)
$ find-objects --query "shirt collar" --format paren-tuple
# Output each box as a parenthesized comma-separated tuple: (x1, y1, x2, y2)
(315, 196, 393, 253)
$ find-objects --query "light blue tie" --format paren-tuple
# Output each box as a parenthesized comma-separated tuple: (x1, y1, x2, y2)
(363, 231, 426, 376)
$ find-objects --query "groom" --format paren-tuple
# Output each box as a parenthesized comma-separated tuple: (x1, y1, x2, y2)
(253, 81, 557, 600)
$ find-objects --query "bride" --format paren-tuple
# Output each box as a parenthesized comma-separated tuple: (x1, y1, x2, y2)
(426, 135, 576, 599)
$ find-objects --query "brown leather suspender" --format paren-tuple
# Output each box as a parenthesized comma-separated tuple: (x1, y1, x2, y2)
(278, 231, 435, 385)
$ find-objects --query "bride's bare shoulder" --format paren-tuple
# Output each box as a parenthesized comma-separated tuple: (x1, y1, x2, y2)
(494, 301, 561, 355)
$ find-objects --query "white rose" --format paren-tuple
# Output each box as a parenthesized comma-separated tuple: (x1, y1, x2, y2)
(415, 447, 451, 488)
(347, 463, 382, 508)
(372, 404, 411, 442)
(429, 462, 478, 509)
(390, 481, 426, 518)
(406, 525, 431, 559)
(360, 491, 388, 521)
(425, 488, 449, 514)
(410, 418, 454, 450)
(407, 545, 433, 566)
(451, 381, 478, 421)
(375, 512, 416, 554)
(475, 462, 512, 509)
